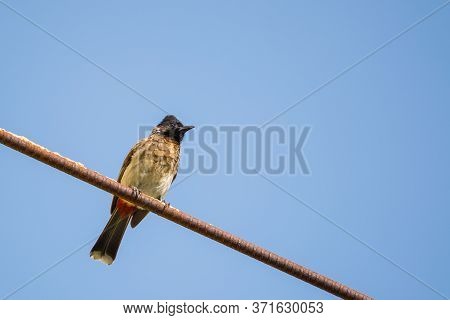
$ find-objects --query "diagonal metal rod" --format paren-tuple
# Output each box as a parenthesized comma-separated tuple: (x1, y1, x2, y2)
(0, 128, 372, 300)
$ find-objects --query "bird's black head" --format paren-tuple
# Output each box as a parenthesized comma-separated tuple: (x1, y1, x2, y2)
(154, 115, 194, 143)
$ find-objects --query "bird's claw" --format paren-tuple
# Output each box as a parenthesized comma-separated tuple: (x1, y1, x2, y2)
(131, 186, 141, 200)
(161, 199, 170, 214)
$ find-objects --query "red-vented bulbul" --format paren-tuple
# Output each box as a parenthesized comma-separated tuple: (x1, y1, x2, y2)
(90, 115, 194, 265)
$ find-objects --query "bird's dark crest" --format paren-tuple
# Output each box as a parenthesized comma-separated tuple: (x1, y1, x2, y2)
(156, 115, 194, 143)
(158, 115, 184, 128)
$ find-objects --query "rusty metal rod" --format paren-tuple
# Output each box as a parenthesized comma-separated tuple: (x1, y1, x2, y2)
(0, 127, 372, 300)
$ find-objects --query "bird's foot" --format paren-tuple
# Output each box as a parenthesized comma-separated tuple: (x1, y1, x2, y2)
(161, 199, 170, 214)
(131, 186, 141, 200)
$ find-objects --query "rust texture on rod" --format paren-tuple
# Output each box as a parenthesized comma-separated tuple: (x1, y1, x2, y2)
(0, 128, 373, 300)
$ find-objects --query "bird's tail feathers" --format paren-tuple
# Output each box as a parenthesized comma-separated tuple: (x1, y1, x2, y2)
(90, 208, 132, 265)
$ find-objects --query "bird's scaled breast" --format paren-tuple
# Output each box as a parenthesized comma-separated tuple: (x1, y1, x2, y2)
(120, 137, 180, 199)
(144, 138, 180, 173)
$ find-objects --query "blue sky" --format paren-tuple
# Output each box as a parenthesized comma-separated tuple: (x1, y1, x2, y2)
(0, 1, 449, 299)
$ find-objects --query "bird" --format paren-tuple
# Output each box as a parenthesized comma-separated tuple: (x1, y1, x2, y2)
(90, 115, 194, 265)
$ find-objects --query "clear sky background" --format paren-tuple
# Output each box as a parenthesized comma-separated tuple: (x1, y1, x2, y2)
(1, 1, 449, 300)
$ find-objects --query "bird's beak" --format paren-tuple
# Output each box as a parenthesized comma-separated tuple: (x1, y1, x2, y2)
(180, 125, 195, 133)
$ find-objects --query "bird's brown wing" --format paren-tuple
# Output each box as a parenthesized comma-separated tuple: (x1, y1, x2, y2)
(130, 209, 150, 228)
(110, 139, 146, 214)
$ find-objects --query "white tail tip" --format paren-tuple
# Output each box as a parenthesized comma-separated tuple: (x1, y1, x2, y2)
(90, 251, 114, 265)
